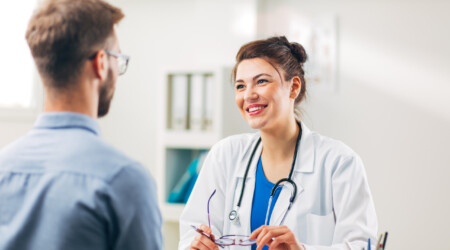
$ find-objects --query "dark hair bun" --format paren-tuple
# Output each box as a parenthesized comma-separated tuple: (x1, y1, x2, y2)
(277, 36, 307, 64)
(289, 42, 307, 64)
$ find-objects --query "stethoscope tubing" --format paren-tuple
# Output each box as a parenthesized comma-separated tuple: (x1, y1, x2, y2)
(264, 178, 297, 225)
(236, 137, 261, 208)
(236, 121, 302, 209)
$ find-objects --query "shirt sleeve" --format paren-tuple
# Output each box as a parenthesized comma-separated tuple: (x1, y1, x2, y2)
(107, 163, 163, 250)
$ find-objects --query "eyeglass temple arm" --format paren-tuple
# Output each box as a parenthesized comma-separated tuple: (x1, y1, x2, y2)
(207, 189, 216, 229)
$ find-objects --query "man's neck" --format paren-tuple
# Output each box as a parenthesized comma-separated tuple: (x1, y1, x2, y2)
(43, 80, 99, 119)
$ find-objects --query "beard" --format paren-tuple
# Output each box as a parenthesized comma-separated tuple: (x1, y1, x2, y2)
(97, 68, 115, 118)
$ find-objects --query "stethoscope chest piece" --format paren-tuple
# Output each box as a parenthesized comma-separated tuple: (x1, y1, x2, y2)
(229, 209, 240, 225)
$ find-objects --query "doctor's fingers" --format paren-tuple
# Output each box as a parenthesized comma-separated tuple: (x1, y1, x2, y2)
(267, 233, 304, 250)
(254, 226, 293, 249)
(199, 224, 213, 235)
(190, 235, 219, 250)
(249, 226, 264, 240)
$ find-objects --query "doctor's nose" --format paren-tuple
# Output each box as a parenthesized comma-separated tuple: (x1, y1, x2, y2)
(244, 86, 259, 102)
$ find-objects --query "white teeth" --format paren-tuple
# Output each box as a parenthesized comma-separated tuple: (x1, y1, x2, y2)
(248, 106, 264, 112)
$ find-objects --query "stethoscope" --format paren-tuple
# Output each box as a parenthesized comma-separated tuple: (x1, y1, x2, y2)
(228, 122, 302, 226)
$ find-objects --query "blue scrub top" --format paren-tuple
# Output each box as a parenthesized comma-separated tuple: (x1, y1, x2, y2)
(250, 157, 282, 250)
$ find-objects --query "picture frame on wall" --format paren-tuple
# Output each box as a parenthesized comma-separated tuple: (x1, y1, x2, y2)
(289, 15, 338, 92)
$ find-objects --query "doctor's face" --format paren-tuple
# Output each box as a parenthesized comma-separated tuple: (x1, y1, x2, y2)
(234, 58, 295, 131)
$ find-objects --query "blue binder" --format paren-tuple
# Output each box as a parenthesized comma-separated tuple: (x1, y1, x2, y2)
(167, 157, 199, 203)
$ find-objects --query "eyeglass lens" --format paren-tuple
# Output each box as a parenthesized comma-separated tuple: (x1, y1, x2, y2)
(118, 57, 127, 75)
(216, 235, 256, 246)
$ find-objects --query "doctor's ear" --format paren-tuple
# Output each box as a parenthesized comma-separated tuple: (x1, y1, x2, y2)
(289, 76, 301, 100)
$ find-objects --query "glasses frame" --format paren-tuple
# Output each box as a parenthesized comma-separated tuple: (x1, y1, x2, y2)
(88, 50, 130, 76)
(192, 182, 297, 247)
(105, 50, 129, 75)
(191, 189, 256, 247)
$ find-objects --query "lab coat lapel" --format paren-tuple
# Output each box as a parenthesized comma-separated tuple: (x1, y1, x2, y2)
(269, 122, 315, 225)
(269, 177, 304, 226)
(233, 137, 263, 236)
(295, 122, 315, 173)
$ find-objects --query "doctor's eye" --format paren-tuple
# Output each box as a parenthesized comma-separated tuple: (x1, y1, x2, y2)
(235, 84, 245, 90)
(257, 79, 268, 84)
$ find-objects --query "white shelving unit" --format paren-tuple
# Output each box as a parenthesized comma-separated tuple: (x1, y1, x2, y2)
(156, 66, 253, 224)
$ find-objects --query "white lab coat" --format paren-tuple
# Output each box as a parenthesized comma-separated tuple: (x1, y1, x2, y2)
(179, 123, 377, 250)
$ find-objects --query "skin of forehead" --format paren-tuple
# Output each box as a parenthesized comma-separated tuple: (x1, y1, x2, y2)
(236, 58, 286, 85)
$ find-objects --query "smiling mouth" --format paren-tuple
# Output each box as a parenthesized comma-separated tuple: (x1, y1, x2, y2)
(246, 105, 268, 114)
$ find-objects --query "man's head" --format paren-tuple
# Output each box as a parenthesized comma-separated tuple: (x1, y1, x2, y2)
(26, 0, 125, 117)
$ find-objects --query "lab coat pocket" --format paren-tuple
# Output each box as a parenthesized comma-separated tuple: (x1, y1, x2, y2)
(306, 212, 335, 246)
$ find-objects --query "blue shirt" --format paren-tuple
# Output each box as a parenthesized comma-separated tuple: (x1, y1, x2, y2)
(251, 157, 281, 250)
(0, 112, 162, 250)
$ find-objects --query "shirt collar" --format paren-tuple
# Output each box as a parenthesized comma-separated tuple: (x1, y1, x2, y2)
(33, 112, 101, 136)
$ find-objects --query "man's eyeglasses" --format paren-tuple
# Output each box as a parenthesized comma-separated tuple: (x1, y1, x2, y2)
(88, 50, 130, 76)
(191, 189, 256, 247)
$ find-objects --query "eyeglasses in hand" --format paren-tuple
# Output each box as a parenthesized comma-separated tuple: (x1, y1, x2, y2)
(191, 189, 257, 247)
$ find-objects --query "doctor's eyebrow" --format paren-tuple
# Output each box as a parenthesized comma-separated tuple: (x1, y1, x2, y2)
(235, 73, 273, 83)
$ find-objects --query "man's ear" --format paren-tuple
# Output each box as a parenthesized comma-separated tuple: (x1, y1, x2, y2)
(92, 50, 108, 81)
(289, 76, 301, 100)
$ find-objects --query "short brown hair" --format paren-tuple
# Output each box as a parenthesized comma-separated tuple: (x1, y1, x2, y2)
(232, 36, 308, 105)
(26, 0, 124, 89)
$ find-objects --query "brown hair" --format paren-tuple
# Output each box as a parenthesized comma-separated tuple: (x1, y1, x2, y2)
(232, 36, 308, 105)
(25, 0, 124, 89)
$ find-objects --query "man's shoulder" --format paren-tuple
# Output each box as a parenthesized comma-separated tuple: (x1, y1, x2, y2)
(62, 134, 147, 183)
(0, 129, 148, 184)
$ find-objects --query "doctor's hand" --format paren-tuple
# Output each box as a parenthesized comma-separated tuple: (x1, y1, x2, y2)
(190, 224, 219, 250)
(249, 225, 305, 250)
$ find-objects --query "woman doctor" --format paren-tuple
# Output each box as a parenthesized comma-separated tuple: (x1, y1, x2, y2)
(179, 36, 377, 250)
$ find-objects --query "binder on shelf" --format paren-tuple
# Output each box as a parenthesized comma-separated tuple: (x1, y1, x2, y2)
(189, 74, 204, 131)
(170, 74, 188, 130)
(203, 74, 214, 131)
(167, 151, 208, 204)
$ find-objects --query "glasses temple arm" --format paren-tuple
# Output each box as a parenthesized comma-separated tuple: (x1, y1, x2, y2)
(207, 189, 216, 229)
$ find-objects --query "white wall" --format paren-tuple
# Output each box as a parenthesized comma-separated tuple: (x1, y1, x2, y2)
(259, 0, 450, 249)
(1, 0, 449, 249)
(0, 1, 257, 249)
(100, 0, 257, 170)
(99, 1, 258, 249)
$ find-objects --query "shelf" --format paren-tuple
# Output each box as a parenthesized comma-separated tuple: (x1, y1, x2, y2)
(156, 66, 253, 225)
(162, 130, 219, 149)
(161, 203, 186, 222)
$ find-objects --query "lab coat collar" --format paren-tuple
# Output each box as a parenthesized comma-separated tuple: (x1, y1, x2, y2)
(295, 122, 315, 173)
(235, 121, 315, 178)
(236, 133, 262, 179)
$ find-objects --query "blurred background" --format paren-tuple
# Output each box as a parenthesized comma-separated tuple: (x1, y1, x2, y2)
(1, 0, 450, 249)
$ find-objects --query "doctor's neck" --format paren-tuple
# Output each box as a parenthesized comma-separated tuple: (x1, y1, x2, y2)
(260, 118, 300, 161)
